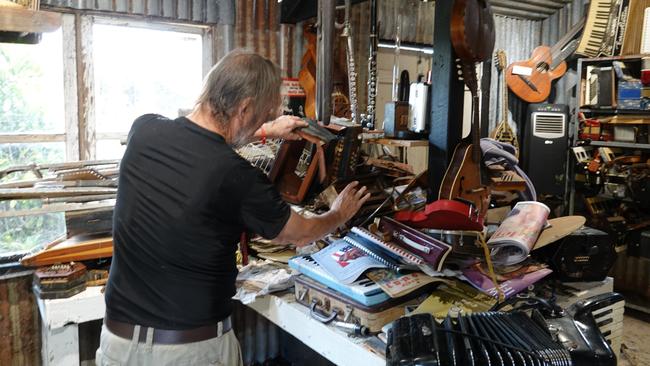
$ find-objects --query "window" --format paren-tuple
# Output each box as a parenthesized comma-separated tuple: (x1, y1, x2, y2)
(0, 19, 207, 257)
(93, 23, 204, 159)
(0, 30, 67, 255)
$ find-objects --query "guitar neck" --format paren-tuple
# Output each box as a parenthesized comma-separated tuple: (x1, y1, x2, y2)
(500, 62, 508, 123)
(550, 39, 579, 70)
(472, 92, 481, 163)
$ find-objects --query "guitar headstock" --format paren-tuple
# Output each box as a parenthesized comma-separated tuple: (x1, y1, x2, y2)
(456, 60, 478, 94)
(495, 49, 507, 72)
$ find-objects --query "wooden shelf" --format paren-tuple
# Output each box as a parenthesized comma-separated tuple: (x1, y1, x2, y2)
(366, 138, 429, 147)
(584, 140, 650, 150)
(0, 7, 61, 33)
(580, 108, 650, 115)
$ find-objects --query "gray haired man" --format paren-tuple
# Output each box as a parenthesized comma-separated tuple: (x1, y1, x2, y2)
(97, 50, 370, 365)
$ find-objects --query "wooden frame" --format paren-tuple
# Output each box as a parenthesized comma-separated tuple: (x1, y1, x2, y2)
(0, 10, 218, 260)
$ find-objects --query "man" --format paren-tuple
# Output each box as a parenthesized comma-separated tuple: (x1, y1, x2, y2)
(96, 50, 370, 365)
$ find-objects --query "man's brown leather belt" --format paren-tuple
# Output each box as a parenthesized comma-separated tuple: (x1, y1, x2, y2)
(105, 317, 232, 345)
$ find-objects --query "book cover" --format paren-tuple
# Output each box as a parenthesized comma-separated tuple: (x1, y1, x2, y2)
(312, 239, 387, 284)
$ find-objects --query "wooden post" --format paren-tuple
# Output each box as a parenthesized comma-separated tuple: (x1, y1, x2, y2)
(75, 14, 95, 161)
(427, 0, 465, 200)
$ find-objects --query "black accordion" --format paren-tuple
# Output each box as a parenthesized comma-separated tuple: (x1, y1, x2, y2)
(387, 293, 622, 366)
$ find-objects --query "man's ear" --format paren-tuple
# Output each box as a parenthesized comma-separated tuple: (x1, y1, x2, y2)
(235, 97, 255, 119)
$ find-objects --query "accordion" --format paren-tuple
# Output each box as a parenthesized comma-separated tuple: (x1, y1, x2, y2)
(387, 292, 622, 366)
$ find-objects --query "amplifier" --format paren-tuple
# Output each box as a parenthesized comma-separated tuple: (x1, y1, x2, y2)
(534, 226, 617, 282)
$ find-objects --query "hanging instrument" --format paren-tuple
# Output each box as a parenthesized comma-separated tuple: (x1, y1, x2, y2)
(506, 17, 583, 103)
(490, 49, 519, 158)
(298, 24, 317, 119)
(439, 0, 495, 220)
(342, 0, 359, 125)
(362, 0, 378, 129)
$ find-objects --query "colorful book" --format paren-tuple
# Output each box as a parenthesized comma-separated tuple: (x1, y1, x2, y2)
(311, 239, 387, 284)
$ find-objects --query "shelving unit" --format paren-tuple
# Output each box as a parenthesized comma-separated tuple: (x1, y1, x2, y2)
(569, 55, 650, 313)
(587, 141, 650, 149)
(579, 108, 650, 115)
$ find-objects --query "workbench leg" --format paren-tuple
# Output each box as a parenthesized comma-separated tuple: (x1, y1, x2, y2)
(41, 322, 79, 366)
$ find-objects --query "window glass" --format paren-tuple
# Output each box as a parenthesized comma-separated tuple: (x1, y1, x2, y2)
(0, 142, 65, 181)
(0, 30, 65, 134)
(96, 139, 126, 160)
(0, 143, 66, 255)
(0, 200, 66, 256)
(93, 24, 203, 134)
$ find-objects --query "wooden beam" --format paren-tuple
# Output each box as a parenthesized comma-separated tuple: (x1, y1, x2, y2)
(428, 0, 465, 201)
(0, 134, 65, 143)
(62, 14, 80, 162)
(75, 14, 96, 160)
(0, 7, 61, 33)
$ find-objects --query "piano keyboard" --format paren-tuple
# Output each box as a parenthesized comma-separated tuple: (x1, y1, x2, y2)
(577, 0, 615, 57)
(288, 255, 391, 307)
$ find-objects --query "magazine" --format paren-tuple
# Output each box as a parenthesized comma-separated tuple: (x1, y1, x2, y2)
(488, 201, 550, 266)
(311, 239, 387, 284)
(411, 282, 495, 319)
(461, 262, 552, 299)
(366, 269, 449, 298)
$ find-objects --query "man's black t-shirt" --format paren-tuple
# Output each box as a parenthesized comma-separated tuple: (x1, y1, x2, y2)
(105, 114, 291, 330)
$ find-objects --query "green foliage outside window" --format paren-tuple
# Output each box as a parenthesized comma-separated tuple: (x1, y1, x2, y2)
(0, 37, 67, 256)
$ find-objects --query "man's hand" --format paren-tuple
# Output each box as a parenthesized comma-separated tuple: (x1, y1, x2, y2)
(272, 181, 372, 246)
(330, 181, 371, 223)
(263, 115, 308, 140)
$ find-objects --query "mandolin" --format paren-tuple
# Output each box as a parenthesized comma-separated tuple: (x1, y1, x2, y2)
(505, 19, 584, 103)
(438, 0, 494, 221)
(490, 49, 519, 158)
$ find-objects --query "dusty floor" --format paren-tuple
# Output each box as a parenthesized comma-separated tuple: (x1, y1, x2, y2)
(619, 310, 650, 366)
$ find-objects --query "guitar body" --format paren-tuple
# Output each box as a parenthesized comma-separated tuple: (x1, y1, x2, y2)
(439, 141, 490, 219)
(506, 45, 569, 103)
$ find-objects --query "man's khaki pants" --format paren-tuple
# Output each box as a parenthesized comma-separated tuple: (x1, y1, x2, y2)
(96, 324, 243, 366)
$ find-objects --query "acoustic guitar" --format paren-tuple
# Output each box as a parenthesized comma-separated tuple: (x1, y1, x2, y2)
(438, 0, 494, 221)
(490, 49, 519, 158)
(298, 24, 317, 119)
(505, 19, 584, 103)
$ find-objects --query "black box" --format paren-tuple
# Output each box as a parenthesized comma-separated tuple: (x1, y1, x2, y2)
(628, 231, 650, 259)
(534, 226, 617, 282)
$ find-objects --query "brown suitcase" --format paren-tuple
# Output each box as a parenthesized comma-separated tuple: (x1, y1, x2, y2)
(294, 275, 420, 332)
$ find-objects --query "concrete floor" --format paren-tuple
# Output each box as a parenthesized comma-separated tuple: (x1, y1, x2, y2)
(619, 310, 650, 366)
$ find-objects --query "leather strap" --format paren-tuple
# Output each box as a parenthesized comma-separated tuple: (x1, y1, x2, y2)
(105, 317, 232, 345)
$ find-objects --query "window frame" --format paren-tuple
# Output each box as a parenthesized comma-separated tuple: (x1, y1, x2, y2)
(0, 12, 217, 262)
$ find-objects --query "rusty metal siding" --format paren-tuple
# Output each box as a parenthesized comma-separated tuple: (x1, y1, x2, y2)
(0, 274, 41, 366)
(488, 15, 542, 133)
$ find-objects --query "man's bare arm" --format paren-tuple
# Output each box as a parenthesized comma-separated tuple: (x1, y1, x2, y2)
(272, 182, 370, 246)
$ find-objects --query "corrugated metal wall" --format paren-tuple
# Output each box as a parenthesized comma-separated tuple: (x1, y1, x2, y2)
(488, 0, 587, 133)
(488, 15, 542, 133)
(540, 0, 587, 115)
(41, 0, 235, 25)
(0, 274, 41, 366)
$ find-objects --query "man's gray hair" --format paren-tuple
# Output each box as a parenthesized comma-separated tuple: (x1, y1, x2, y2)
(197, 50, 282, 124)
